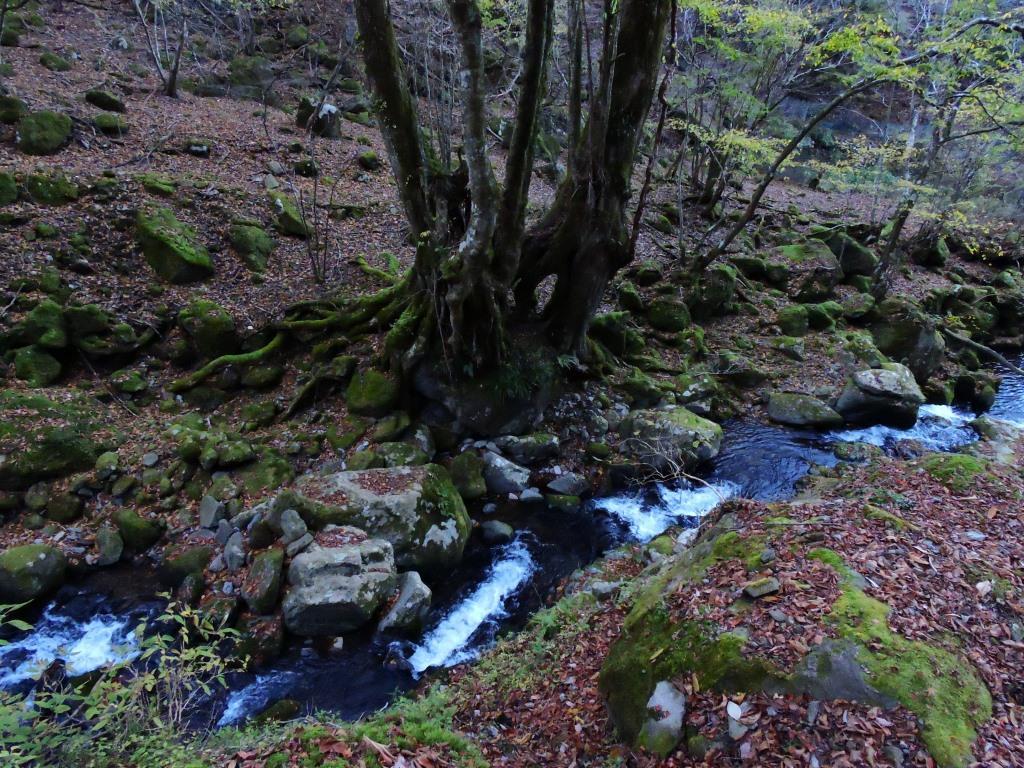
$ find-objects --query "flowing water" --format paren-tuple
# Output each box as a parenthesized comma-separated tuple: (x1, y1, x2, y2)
(6, 357, 1024, 725)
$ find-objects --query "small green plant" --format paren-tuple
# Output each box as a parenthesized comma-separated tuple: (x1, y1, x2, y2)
(0, 598, 243, 767)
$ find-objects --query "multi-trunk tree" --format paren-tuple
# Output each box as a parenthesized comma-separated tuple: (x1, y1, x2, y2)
(353, 0, 674, 379)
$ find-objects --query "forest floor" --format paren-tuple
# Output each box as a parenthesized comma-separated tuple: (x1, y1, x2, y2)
(1, 4, 1022, 768)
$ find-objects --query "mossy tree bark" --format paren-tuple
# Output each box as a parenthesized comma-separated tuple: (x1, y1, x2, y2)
(354, 0, 671, 373)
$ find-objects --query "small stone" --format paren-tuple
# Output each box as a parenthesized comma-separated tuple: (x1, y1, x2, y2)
(480, 519, 514, 545)
(759, 547, 777, 564)
(742, 576, 781, 599)
(142, 452, 159, 467)
(215, 519, 233, 546)
(224, 531, 246, 572)
(223, 581, 234, 595)
(965, 530, 986, 542)
(588, 580, 620, 601)
(546, 471, 589, 496)
(637, 680, 686, 757)
(199, 494, 226, 528)
(279, 507, 308, 544)
(208, 554, 225, 573)
(94, 527, 123, 566)
(520, 487, 544, 503)
(768, 608, 790, 624)
(883, 745, 904, 768)
(806, 699, 821, 725)
(286, 532, 314, 558)
(482, 503, 497, 514)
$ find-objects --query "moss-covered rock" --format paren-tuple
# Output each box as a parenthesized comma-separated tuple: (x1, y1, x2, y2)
(0, 94, 27, 124)
(357, 150, 381, 171)
(114, 508, 165, 552)
(16, 111, 72, 155)
(765, 240, 843, 301)
(689, 263, 737, 319)
(646, 298, 691, 332)
(228, 222, 274, 271)
(617, 406, 723, 473)
(776, 304, 809, 336)
(85, 89, 125, 113)
(0, 392, 112, 490)
(242, 547, 284, 614)
(23, 172, 78, 204)
(159, 544, 214, 587)
(767, 392, 843, 429)
(346, 369, 400, 416)
(93, 112, 127, 136)
(870, 297, 945, 380)
(0, 171, 16, 205)
(805, 300, 843, 331)
(448, 452, 486, 501)
(39, 51, 71, 72)
(0, 544, 67, 603)
(919, 452, 989, 492)
(14, 345, 62, 386)
(135, 206, 214, 283)
(177, 299, 238, 358)
(268, 191, 308, 238)
(590, 312, 645, 356)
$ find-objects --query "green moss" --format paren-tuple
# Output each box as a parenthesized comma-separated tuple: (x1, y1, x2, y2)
(16, 111, 72, 155)
(862, 503, 912, 531)
(136, 206, 214, 283)
(39, 51, 71, 71)
(268, 191, 308, 238)
(448, 451, 486, 500)
(137, 172, 177, 196)
(646, 298, 691, 332)
(178, 299, 238, 358)
(815, 553, 992, 768)
(0, 171, 16, 205)
(14, 345, 62, 386)
(0, 544, 67, 603)
(24, 172, 78, 204)
(601, 608, 776, 743)
(93, 112, 127, 136)
(346, 369, 400, 416)
(114, 508, 165, 552)
(919, 453, 988, 492)
(228, 222, 274, 271)
(0, 95, 27, 124)
(85, 89, 125, 112)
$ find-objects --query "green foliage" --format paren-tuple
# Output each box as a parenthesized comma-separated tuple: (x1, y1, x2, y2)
(0, 599, 243, 767)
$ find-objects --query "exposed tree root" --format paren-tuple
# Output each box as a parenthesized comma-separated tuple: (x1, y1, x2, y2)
(942, 327, 1024, 377)
(168, 332, 286, 392)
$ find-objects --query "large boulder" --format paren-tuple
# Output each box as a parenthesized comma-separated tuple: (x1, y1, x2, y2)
(764, 240, 843, 301)
(870, 297, 945, 380)
(0, 392, 112, 491)
(811, 229, 878, 276)
(689, 263, 738, 319)
(275, 464, 471, 572)
(16, 111, 72, 155)
(834, 364, 925, 427)
(135, 206, 214, 284)
(482, 451, 531, 495)
(0, 544, 67, 603)
(767, 392, 843, 429)
(282, 536, 396, 636)
(618, 406, 723, 473)
(177, 299, 239, 359)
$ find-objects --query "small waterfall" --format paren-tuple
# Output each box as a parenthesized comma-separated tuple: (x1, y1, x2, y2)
(829, 403, 976, 451)
(0, 608, 140, 689)
(406, 536, 535, 674)
(594, 481, 737, 542)
(216, 671, 299, 727)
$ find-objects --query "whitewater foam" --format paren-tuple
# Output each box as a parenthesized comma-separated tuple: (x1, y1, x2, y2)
(406, 537, 535, 673)
(0, 609, 139, 688)
(217, 671, 299, 727)
(829, 403, 975, 450)
(595, 481, 736, 542)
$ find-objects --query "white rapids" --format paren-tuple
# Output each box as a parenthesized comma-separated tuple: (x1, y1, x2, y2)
(593, 480, 738, 542)
(406, 536, 535, 674)
(0, 608, 140, 688)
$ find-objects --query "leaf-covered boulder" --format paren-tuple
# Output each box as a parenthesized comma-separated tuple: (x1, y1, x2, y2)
(0, 544, 67, 603)
(16, 111, 72, 155)
(0, 392, 113, 490)
(135, 206, 214, 284)
(274, 464, 471, 572)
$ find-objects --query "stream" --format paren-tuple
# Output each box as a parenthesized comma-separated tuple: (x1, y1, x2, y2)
(4, 358, 1024, 726)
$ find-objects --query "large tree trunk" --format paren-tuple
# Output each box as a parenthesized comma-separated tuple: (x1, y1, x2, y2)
(516, 0, 673, 355)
